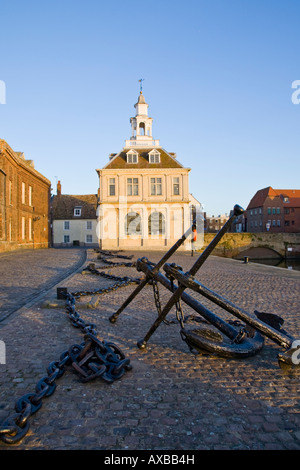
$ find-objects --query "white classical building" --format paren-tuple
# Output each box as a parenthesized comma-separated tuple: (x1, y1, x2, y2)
(96, 89, 202, 251)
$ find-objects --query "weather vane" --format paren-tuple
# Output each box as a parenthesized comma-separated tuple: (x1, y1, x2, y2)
(138, 78, 144, 92)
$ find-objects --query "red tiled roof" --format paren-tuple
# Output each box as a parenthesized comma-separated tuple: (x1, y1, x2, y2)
(247, 187, 300, 209)
(286, 197, 300, 207)
(276, 189, 300, 198)
(247, 187, 275, 209)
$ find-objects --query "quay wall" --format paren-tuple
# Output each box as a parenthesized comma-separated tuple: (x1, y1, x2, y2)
(201, 232, 300, 259)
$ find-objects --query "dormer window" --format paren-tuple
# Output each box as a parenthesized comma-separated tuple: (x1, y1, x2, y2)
(149, 150, 160, 164)
(74, 207, 82, 217)
(126, 150, 138, 164)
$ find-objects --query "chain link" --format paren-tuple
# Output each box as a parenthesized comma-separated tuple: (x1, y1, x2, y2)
(152, 279, 171, 325)
(0, 251, 135, 445)
(0, 347, 70, 444)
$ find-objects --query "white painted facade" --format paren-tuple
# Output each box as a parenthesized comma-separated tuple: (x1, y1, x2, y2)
(96, 91, 203, 251)
(53, 218, 98, 246)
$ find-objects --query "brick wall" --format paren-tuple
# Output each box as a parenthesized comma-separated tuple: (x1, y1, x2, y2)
(246, 195, 300, 233)
(0, 140, 51, 252)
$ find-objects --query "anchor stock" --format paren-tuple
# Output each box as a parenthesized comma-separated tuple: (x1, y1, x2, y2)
(136, 258, 265, 358)
(110, 204, 299, 365)
(136, 204, 244, 349)
(109, 211, 204, 324)
(163, 263, 293, 350)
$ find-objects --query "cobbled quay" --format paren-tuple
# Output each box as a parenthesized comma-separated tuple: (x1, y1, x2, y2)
(0, 247, 300, 451)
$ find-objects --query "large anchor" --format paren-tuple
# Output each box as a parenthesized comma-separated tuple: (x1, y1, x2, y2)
(110, 205, 299, 367)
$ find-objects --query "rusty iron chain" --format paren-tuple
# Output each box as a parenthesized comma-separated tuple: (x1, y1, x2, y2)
(96, 250, 136, 268)
(161, 263, 185, 329)
(152, 279, 171, 326)
(72, 262, 142, 298)
(0, 346, 70, 444)
(0, 251, 135, 445)
(151, 265, 196, 330)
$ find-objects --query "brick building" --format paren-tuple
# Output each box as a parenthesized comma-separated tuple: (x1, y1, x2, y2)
(0, 139, 51, 252)
(246, 186, 300, 233)
(51, 181, 98, 247)
(205, 213, 229, 233)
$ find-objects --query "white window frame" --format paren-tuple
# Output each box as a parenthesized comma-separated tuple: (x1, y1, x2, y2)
(8, 180, 12, 205)
(64, 235, 70, 243)
(86, 221, 92, 230)
(8, 218, 12, 241)
(28, 186, 33, 206)
(149, 150, 160, 164)
(127, 177, 139, 196)
(86, 234, 93, 243)
(150, 177, 162, 196)
(21, 216, 25, 239)
(74, 207, 81, 217)
(64, 221, 70, 230)
(173, 177, 180, 195)
(109, 178, 116, 196)
(126, 150, 138, 164)
(28, 218, 32, 241)
(21, 182, 25, 204)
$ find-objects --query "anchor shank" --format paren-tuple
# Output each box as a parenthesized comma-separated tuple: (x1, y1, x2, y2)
(164, 264, 293, 350)
(138, 205, 244, 347)
(109, 217, 201, 323)
(137, 259, 240, 343)
(189, 205, 243, 277)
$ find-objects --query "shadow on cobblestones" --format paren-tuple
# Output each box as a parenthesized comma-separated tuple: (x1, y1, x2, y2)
(0, 248, 87, 322)
(0, 249, 300, 450)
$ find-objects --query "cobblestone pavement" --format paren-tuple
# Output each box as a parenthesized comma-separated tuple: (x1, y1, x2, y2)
(0, 248, 87, 322)
(0, 248, 300, 451)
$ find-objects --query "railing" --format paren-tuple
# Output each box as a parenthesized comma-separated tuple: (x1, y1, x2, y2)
(125, 140, 160, 147)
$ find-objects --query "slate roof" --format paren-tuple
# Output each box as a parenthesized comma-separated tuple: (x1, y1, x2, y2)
(103, 147, 185, 170)
(52, 194, 98, 219)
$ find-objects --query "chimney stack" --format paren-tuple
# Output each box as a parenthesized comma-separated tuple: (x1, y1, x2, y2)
(57, 180, 61, 196)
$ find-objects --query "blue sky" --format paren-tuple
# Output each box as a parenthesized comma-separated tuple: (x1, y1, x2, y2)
(1, 0, 300, 216)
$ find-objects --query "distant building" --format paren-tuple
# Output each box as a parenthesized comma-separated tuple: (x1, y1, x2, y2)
(246, 186, 300, 233)
(230, 212, 245, 233)
(51, 181, 98, 247)
(0, 139, 51, 252)
(205, 213, 229, 233)
(96, 89, 202, 251)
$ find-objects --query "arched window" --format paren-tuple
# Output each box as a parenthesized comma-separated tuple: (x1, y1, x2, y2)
(148, 212, 165, 235)
(125, 212, 141, 235)
(139, 122, 145, 136)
